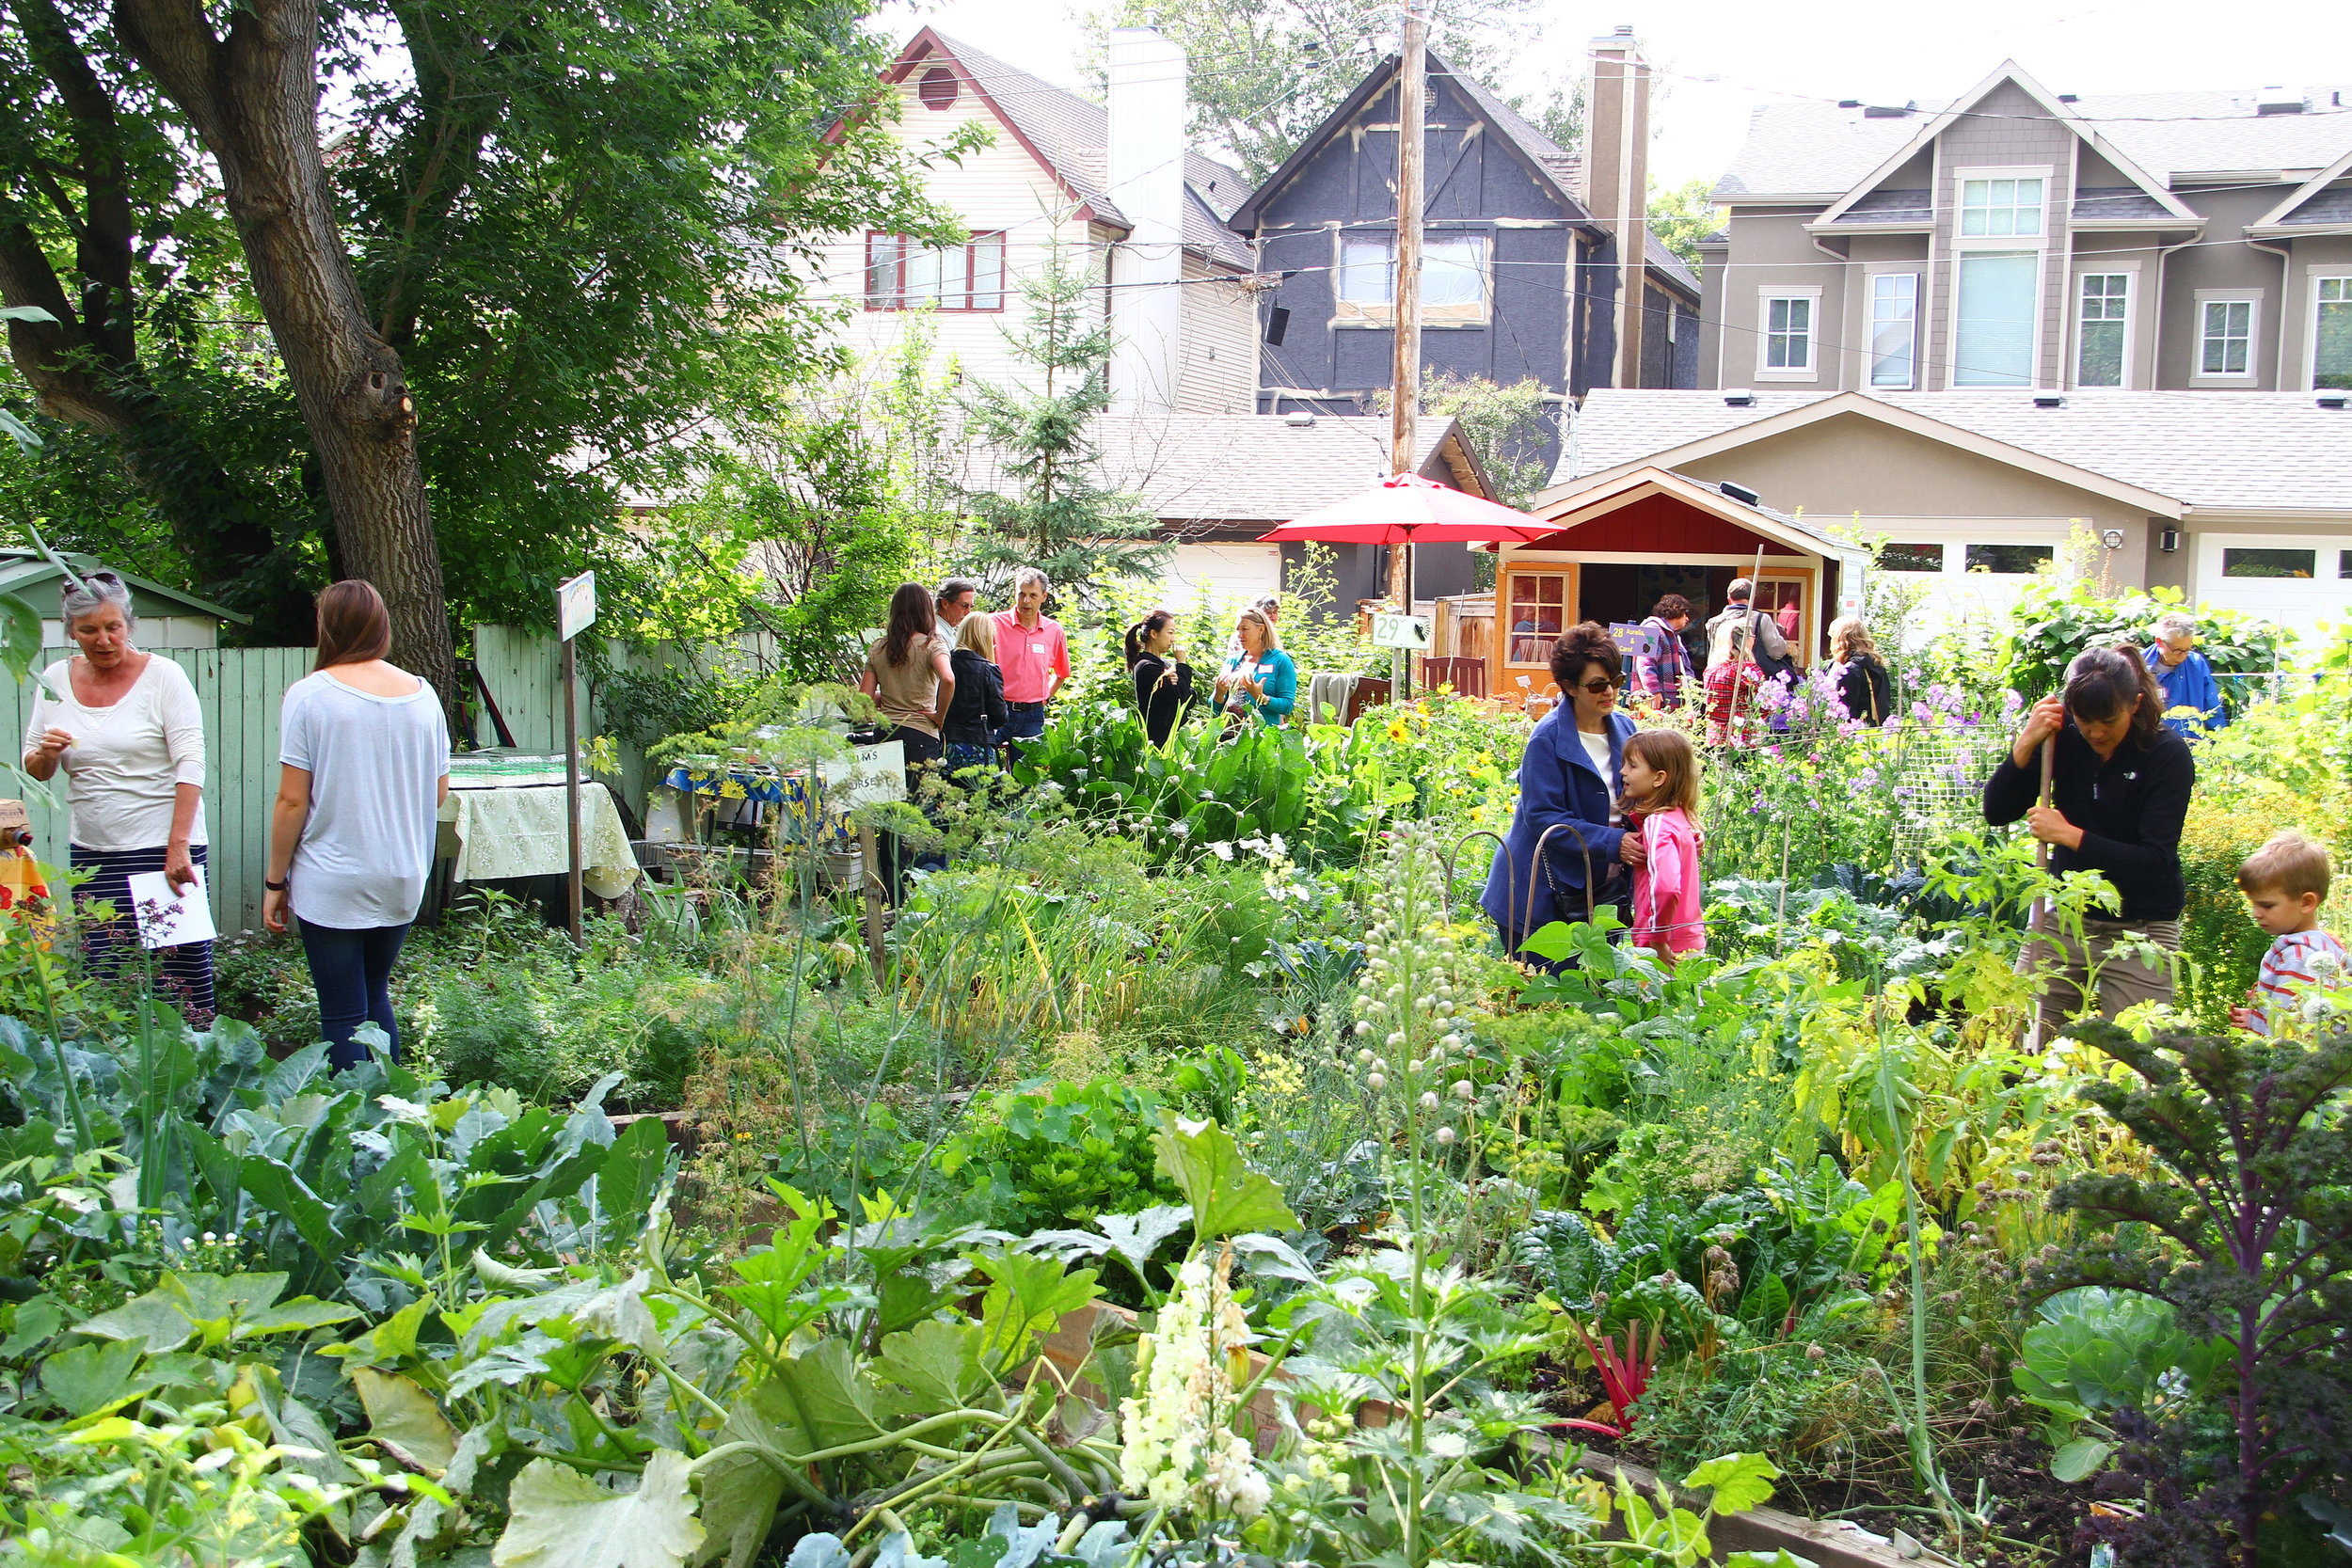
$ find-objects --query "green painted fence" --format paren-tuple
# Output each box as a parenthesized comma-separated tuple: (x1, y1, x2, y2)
(1, 626, 772, 934)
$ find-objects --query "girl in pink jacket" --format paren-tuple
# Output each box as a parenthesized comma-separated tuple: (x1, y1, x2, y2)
(1618, 730, 1706, 963)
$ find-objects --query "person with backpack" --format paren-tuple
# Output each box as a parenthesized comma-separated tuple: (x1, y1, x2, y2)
(1827, 616, 1894, 727)
(1704, 578, 1792, 678)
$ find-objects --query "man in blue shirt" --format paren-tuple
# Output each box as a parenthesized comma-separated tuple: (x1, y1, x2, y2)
(2142, 610, 2226, 736)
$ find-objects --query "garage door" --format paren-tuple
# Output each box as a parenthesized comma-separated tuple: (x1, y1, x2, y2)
(2192, 533, 2352, 627)
(1860, 524, 2076, 648)
(1168, 544, 1282, 604)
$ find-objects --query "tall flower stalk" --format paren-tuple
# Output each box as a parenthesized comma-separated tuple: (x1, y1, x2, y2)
(1346, 824, 1490, 1567)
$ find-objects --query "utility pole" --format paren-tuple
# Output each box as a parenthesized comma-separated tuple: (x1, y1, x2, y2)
(1388, 3, 1426, 693)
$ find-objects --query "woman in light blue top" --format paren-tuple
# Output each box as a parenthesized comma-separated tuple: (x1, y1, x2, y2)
(1213, 607, 1297, 728)
(262, 581, 450, 1070)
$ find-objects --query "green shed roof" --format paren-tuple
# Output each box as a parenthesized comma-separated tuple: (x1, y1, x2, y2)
(0, 549, 249, 626)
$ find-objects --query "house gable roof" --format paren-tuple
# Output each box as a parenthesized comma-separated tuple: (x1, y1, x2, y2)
(1229, 49, 1703, 298)
(958, 413, 1492, 523)
(2249, 145, 2352, 234)
(1551, 389, 2352, 515)
(0, 549, 247, 624)
(1514, 465, 1853, 558)
(886, 29, 1252, 270)
(1810, 62, 2196, 229)
(1719, 78, 2352, 201)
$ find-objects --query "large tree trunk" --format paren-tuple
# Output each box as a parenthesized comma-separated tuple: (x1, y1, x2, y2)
(111, 0, 456, 704)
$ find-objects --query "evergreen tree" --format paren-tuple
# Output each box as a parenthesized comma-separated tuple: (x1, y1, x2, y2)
(958, 249, 1166, 606)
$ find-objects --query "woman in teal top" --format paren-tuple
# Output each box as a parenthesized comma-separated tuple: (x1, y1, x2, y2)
(1214, 608, 1297, 727)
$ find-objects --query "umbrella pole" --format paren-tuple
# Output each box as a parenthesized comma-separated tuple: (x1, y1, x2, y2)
(1387, 3, 1426, 700)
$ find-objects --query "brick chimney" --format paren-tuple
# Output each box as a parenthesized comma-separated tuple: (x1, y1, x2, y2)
(1585, 24, 1651, 388)
(1106, 26, 1187, 412)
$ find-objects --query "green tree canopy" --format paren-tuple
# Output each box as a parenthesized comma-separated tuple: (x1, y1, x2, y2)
(1, 0, 962, 653)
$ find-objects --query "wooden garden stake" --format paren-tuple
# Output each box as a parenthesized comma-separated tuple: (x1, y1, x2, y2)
(858, 822, 886, 979)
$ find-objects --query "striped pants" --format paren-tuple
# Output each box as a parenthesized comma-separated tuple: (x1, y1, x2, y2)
(70, 842, 215, 1024)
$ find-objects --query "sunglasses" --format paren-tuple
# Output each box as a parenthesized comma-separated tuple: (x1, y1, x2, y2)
(1579, 677, 1619, 694)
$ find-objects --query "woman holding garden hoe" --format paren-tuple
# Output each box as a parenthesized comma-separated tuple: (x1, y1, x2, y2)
(23, 568, 214, 1022)
(1982, 645, 2193, 1032)
(1481, 622, 1642, 967)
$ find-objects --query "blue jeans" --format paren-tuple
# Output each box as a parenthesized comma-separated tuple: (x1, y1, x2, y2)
(300, 920, 411, 1070)
(996, 704, 1046, 745)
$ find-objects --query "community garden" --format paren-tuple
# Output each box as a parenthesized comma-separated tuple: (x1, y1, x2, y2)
(0, 574, 2347, 1568)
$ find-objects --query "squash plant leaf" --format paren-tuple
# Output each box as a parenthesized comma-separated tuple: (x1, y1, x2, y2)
(1681, 1451, 1780, 1516)
(492, 1449, 704, 1568)
(353, 1366, 460, 1474)
(38, 1338, 151, 1418)
(1151, 1117, 1297, 1240)
(973, 1251, 1099, 1372)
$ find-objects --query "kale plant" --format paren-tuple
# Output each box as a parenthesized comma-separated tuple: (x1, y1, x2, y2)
(2042, 1021, 2352, 1567)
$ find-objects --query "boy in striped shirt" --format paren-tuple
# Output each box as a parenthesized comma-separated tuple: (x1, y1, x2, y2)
(2228, 831, 2346, 1037)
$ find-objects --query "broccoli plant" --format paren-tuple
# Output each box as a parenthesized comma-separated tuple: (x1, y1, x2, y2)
(2042, 1021, 2352, 1567)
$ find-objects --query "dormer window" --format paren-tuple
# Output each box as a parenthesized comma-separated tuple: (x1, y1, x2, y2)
(1960, 177, 2044, 237)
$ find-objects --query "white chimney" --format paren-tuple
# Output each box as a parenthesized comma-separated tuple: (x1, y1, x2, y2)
(1106, 26, 1186, 412)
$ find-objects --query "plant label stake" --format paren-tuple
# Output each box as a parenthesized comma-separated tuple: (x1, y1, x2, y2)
(557, 570, 596, 945)
(2023, 733, 2056, 1052)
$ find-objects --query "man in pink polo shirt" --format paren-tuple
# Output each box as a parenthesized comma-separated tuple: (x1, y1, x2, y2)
(990, 567, 1069, 751)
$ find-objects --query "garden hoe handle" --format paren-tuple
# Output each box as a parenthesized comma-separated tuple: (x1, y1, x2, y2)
(2023, 735, 2057, 1053)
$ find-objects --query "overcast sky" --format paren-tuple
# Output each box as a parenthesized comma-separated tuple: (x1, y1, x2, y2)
(878, 0, 2352, 188)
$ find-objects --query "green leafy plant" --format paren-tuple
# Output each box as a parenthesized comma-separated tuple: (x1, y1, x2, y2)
(2042, 1020, 2352, 1567)
(2014, 1287, 2227, 1482)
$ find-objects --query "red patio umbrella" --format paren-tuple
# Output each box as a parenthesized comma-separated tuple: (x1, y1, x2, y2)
(1256, 470, 1555, 545)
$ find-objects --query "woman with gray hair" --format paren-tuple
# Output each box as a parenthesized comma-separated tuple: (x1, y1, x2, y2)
(2142, 610, 2225, 736)
(21, 568, 214, 1020)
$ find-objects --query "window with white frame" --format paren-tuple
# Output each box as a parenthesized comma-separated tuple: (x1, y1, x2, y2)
(1869, 273, 1918, 388)
(2198, 295, 2258, 378)
(1960, 177, 2045, 237)
(865, 232, 1005, 311)
(2315, 277, 2352, 389)
(2075, 273, 2130, 387)
(1953, 252, 2039, 386)
(1335, 233, 1489, 323)
(1758, 291, 1818, 376)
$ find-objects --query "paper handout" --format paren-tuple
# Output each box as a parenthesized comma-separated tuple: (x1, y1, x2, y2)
(125, 865, 218, 948)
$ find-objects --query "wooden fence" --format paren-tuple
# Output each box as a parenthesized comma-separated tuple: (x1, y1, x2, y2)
(4, 626, 776, 933)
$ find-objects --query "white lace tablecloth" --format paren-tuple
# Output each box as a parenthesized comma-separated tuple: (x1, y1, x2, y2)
(438, 783, 638, 898)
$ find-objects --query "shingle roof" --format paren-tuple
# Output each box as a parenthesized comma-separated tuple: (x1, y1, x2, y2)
(959, 413, 1478, 522)
(1718, 83, 2352, 198)
(2284, 183, 2352, 224)
(2071, 187, 2173, 221)
(1556, 389, 2352, 512)
(926, 34, 1253, 270)
(1830, 187, 1933, 224)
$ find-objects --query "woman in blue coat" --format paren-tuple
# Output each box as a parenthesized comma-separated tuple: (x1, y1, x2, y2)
(1482, 622, 1642, 961)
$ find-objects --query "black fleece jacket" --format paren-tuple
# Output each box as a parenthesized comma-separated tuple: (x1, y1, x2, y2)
(1982, 722, 2194, 922)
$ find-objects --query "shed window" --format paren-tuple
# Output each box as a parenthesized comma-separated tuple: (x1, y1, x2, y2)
(2222, 547, 2314, 578)
(1879, 543, 1945, 572)
(1963, 544, 2054, 575)
(1505, 573, 1567, 663)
